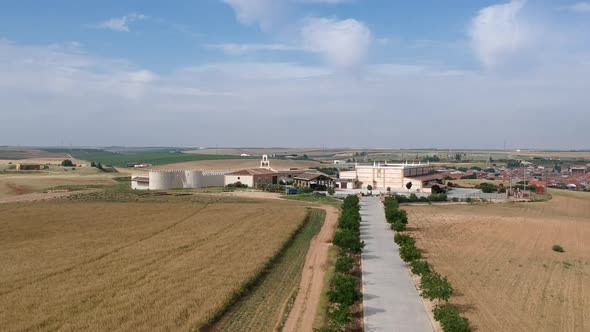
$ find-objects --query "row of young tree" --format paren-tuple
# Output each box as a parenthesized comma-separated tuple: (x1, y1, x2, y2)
(322, 195, 363, 331)
(387, 200, 471, 332)
(390, 193, 448, 204)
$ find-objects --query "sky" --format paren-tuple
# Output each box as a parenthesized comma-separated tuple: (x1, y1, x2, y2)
(1, 0, 589, 149)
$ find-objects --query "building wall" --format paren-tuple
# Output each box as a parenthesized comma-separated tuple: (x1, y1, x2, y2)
(225, 174, 254, 187)
(148, 170, 226, 190)
(339, 165, 432, 191)
(131, 181, 149, 190)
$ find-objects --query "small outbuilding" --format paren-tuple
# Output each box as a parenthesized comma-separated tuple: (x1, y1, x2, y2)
(16, 163, 41, 171)
(293, 172, 335, 191)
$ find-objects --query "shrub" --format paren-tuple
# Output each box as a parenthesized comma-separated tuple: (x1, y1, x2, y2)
(399, 242, 421, 262)
(335, 253, 355, 274)
(61, 159, 74, 167)
(391, 221, 407, 232)
(420, 271, 454, 301)
(428, 193, 448, 202)
(411, 260, 431, 276)
(452, 197, 459, 202)
(466, 197, 472, 203)
(552, 244, 564, 252)
(394, 233, 415, 246)
(226, 181, 248, 188)
(328, 274, 362, 307)
(433, 304, 471, 332)
(333, 229, 363, 253)
(90, 161, 96, 167)
(476, 182, 497, 193)
(326, 304, 351, 331)
(327, 187, 336, 195)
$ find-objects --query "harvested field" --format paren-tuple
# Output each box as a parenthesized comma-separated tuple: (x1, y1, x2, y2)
(0, 174, 117, 199)
(151, 158, 322, 171)
(214, 209, 326, 331)
(404, 191, 590, 332)
(0, 148, 68, 160)
(0, 198, 308, 331)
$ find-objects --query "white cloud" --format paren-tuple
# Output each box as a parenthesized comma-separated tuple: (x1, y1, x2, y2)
(222, 0, 284, 31)
(97, 13, 148, 32)
(301, 17, 371, 69)
(1, 38, 589, 148)
(206, 43, 296, 55)
(567, 2, 590, 12)
(469, 0, 531, 69)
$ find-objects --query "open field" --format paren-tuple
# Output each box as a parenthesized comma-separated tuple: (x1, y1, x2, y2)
(43, 149, 258, 167)
(404, 191, 590, 331)
(214, 209, 325, 331)
(0, 173, 118, 199)
(0, 147, 68, 160)
(0, 197, 309, 331)
(150, 158, 323, 171)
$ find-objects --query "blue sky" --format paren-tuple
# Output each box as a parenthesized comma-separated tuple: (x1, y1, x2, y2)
(1, 0, 589, 148)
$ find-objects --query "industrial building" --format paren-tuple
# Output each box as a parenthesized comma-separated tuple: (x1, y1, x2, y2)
(339, 162, 441, 192)
(131, 170, 226, 190)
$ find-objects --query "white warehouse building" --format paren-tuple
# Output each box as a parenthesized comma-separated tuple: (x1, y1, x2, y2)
(131, 170, 226, 190)
(339, 162, 442, 193)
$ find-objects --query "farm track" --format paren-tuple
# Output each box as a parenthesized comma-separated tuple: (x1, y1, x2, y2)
(214, 209, 326, 332)
(405, 194, 590, 332)
(282, 205, 339, 332)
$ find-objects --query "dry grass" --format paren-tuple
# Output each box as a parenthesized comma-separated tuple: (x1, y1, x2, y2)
(404, 193, 590, 331)
(0, 173, 117, 199)
(0, 198, 308, 331)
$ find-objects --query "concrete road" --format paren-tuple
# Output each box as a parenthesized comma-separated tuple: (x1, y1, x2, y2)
(360, 196, 433, 332)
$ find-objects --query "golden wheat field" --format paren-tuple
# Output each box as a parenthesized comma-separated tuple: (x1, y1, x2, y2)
(0, 198, 308, 331)
(405, 191, 590, 332)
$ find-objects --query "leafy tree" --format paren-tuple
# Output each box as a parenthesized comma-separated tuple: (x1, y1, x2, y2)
(433, 304, 471, 332)
(367, 184, 373, 192)
(394, 233, 415, 247)
(399, 242, 421, 262)
(335, 253, 355, 273)
(327, 187, 336, 196)
(420, 271, 454, 301)
(391, 221, 407, 232)
(90, 161, 96, 167)
(386, 187, 391, 193)
(61, 159, 74, 167)
(406, 182, 413, 190)
(411, 260, 431, 276)
(328, 274, 361, 306)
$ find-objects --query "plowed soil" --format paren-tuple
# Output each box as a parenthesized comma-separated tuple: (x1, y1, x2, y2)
(404, 192, 590, 331)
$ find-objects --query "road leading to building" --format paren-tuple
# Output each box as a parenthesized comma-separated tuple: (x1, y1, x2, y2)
(360, 196, 433, 332)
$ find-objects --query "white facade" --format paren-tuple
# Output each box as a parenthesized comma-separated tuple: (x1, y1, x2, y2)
(224, 174, 254, 187)
(132, 170, 226, 190)
(340, 162, 433, 191)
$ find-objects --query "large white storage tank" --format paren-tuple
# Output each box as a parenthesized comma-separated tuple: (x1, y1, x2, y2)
(184, 170, 203, 188)
(149, 170, 184, 190)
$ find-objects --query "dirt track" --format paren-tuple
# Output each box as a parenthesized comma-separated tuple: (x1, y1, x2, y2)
(282, 205, 339, 332)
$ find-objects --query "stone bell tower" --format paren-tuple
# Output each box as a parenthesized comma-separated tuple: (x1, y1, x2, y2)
(260, 154, 270, 169)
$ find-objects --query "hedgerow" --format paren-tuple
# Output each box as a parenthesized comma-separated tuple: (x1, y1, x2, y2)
(324, 195, 363, 331)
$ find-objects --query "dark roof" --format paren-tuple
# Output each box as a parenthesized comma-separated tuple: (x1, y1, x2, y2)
(294, 172, 334, 181)
(226, 168, 278, 176)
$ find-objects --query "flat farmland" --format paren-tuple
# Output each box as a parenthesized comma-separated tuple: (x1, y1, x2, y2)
(0, 198, 308, 331)
(404, 192, 590, 331)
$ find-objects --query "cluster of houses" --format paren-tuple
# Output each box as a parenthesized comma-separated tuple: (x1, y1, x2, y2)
(436, 162, 590, 192)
